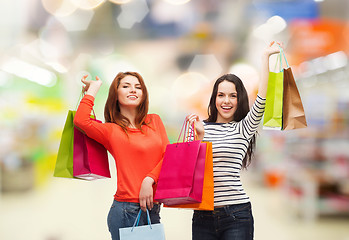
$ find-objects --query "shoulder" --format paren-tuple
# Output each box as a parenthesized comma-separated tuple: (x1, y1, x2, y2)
(147, 114, 162, 122)
(146, 114, 164, 127)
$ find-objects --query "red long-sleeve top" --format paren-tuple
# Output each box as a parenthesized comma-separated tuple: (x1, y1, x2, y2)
(73, 95, 169, 203)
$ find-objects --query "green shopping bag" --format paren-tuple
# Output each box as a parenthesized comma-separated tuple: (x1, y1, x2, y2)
(53, 110, 75, 178)
(263, 49, 284, 130)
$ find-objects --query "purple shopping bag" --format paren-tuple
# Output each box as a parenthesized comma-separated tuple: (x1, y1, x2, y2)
(154, 121, 206, 205)
(73, 118, 111, 180)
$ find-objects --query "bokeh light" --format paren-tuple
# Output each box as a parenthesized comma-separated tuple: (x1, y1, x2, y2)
(188, 54, 223, 82)
(109, 0, 132, 4)
(117, 0, 149, 29)
(41, 0, 78, 17)
(54, 9, 95, 32)
(171, 72, 209, 99)
(70, 0, 105, 10)
(164, 0, 192, 5)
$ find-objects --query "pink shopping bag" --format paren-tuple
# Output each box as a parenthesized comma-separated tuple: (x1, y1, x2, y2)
(73, 118, 111, 180)
(154, 121, 206, 205)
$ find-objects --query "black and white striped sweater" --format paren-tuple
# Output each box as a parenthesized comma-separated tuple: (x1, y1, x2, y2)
(202, 95, 266, 206)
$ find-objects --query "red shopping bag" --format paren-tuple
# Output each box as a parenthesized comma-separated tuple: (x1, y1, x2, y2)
(73, 118, 111, 180)
(155, 121, 206, 205)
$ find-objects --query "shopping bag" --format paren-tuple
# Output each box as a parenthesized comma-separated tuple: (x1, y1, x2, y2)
(154, 121, 206, 205)
(119, 209, 165, 240)
(73, 118, 111, 180)
(282, 67, 307, 130)
(164, 141, 214, 210)
(53, 110, 75, 178)
(263, 52, 284, 130)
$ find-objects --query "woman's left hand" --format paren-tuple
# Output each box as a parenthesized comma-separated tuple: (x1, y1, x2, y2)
(264, 41, 284, 57)
(139, 176, 155, 212)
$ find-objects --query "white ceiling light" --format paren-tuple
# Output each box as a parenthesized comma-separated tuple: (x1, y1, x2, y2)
(1, 58, 57, 87)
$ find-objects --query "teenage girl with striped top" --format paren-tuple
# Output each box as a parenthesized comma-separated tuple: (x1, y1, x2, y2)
(187, 41, 283, 240)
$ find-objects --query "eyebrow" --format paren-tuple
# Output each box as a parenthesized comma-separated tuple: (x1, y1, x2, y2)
(217, 91, 237, 94)
(121, 82, 141, 86)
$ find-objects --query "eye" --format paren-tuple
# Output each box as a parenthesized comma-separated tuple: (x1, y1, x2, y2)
(136, 86, 142, 90)
(122, 85, 129, 88)
(217, 93, 224, 97)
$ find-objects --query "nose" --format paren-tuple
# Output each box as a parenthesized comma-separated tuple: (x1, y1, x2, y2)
(223, 96, 230, 103)
(129, 86, 136, 93)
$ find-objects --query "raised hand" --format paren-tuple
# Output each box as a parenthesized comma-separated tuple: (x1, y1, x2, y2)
(81, 75, 102, 97)
(264, 41, 284, 57)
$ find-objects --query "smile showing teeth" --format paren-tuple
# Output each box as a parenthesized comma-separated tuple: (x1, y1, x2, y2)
(127, 95, 137, 100)
(222, 106, 232, 110)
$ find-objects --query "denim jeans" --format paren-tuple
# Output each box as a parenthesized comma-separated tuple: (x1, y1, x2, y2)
(107, 200, 161, 240)
(192, 202, 254, 240)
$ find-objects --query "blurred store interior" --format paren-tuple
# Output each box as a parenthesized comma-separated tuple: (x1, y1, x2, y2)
(1, 0, 349, 239)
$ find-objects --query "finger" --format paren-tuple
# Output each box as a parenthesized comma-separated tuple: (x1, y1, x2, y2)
(81, 75, 88, 81)
(147, 197, 153, 210)
(96, 76, 100, 81)
(187, 119, 195, 126)
(189, 116, 199, 122)
(149, 194, 154, 209)
(140, 199, 146, 212)
(186, 114, 194, 120)
(187, 114, 197, 121)
(269, 41, 275, 47)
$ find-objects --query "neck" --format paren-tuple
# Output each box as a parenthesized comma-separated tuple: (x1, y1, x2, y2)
(216, 117, 233, 123)
(120, 106, 137, 128)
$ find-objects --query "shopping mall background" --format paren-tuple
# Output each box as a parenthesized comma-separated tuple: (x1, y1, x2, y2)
(1, 0, 349, 239)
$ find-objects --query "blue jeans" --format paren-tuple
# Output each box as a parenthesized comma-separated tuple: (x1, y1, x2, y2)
(192, 202, 254, 240)
(107, 200, 161, 240)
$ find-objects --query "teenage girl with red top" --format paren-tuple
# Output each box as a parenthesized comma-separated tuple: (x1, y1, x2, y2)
(74, 72, 169, 240)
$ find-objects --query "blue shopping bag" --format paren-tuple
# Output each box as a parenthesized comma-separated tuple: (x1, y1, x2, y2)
(119, 209, 165, 240)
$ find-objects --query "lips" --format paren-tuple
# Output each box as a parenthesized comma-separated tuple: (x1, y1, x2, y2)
(221, 106, 232, 111)
(127, 95, 138, 100)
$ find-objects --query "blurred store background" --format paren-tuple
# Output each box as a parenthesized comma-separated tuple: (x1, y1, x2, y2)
(1, 0, 349, 239)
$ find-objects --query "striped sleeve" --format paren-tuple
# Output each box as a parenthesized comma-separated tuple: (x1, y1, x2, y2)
(240, 95, 266, 139)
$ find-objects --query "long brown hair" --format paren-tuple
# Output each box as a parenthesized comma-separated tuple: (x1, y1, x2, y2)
(205, 74, 256, 169)
(104, 72, 149, 133)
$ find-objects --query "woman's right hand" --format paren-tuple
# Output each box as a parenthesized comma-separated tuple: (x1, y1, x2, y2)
(186, 114, 204, 140)
(81, 75, 102, 97)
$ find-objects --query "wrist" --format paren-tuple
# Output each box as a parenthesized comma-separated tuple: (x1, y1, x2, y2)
(86, 86, 100, 97)
(144, 176, 155, 185)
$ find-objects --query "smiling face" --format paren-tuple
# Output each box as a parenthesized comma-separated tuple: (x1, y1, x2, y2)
(215, 80, 238, 123)
(117, 75, 143, 109)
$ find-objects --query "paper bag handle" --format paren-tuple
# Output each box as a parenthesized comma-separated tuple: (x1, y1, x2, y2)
(131, 209, 153, 232)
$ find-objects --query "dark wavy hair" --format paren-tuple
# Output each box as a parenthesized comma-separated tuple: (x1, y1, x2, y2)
(205, 74, 256, 169)
(104, 72, 149, 133)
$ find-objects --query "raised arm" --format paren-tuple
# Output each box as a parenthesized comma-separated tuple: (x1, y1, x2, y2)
(73, 75, 110, 148)
(258, 41, 283, 98)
